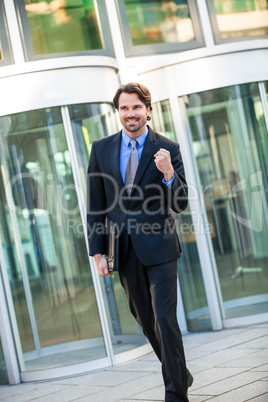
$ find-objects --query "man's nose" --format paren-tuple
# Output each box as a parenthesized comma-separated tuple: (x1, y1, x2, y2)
(127, 108, 135, 117)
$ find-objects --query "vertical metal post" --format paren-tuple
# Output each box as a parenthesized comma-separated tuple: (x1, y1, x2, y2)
(176, 276, 188, 333)
(3, 0, 25, 64)
(258, 82, 268, 133)
(197, 0, 215, 47)
(0, 266, 21, 384)
(103, 0, 130, 82)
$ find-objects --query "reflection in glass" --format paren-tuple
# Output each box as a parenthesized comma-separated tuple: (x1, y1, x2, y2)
(24, 0, 103, 55)
(212, 0, 268, 38)
(123, 0, 195, 46)
(0, 108, 106, 371)
(0, 142, 35, 354)
(0, 337, 8, 384)
(151, 100, 212, 331)
(68, 103, 148, 353)
(184, 83, 268, 319)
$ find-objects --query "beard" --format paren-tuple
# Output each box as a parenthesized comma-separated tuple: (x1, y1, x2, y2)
(122, 117, 147, 134)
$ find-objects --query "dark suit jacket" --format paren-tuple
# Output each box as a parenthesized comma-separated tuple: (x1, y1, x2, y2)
(87, 126, 188, 267)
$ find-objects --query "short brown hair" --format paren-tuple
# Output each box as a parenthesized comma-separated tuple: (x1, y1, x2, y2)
(113, 82, 153, 120)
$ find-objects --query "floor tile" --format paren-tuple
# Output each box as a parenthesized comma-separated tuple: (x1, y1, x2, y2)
(219, 349, 268, 369)
(125, 384, 164, 400)
(191, 371, 266, 396)
(251, 364, 268, 372)
(31, 385, 106, 402)
(52, 369, 146, 387)
(190, 367, 248, 391)
(245, 394, 268, 401)
(207, 380, 268, 401)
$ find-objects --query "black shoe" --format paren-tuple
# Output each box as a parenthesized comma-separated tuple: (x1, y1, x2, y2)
(187, 369, 194, 388)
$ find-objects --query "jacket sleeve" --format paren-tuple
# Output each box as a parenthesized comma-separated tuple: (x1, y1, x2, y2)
(87, 143, 107, 256)
(163, 142, 188, 213)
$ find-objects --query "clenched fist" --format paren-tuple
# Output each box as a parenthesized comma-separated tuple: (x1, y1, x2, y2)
(154, 148, 174, 182)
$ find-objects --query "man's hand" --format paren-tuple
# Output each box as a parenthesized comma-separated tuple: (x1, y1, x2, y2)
(94, 254, 113, 277)
(154, 148, 174, 182)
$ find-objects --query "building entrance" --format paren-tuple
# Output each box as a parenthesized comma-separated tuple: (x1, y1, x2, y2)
(184, 82, 268, 325)
(0, 106, 148, 382)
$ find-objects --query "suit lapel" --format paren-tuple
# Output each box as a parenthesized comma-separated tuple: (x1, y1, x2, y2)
(110, 131, 124, 190)
(132, 127, 158, 192)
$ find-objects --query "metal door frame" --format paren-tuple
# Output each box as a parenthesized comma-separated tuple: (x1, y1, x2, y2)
(0, 257, 21, 384)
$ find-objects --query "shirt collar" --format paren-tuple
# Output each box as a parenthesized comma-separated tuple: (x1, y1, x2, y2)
(122, 126, 148, 148)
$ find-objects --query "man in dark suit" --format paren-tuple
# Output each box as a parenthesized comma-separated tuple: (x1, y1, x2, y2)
(87, 82, 193, 401)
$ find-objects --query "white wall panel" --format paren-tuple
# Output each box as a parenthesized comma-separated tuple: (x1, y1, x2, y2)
(139, 48, 268, 98)
(139, 69, 168, 103)
(169, 49, 268, 96)
(0, 65, 118, 116)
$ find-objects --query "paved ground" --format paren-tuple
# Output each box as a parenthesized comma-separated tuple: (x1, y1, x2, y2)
(1, 322, 268, 401)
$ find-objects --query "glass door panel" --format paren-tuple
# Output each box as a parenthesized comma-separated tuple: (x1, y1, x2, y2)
(0, 171, 34, 354)
(184, 83, 268, 320)
(0, 337, 8, 384)
(0, 108, 106, 371)
(152, 100, 212, 331)
(68, 103, 148, 354)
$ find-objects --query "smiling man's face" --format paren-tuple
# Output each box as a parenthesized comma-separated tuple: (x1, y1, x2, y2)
(118, 92, 151, 138)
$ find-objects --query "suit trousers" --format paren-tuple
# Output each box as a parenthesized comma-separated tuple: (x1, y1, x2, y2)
(118, 236, 189, 402)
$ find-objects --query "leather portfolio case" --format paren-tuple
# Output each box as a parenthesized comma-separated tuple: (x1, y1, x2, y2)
(102, 222, 119, 272)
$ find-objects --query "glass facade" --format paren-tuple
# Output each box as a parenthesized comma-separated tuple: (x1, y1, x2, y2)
(151, 100, 212, 331)
(184, 83, 268, 319)
(68, 103, 148, 353)
(0, 107, 107, 371)
(209, 0, 268, 40)
(17, 0, 114, 58)
(123, 0, 195, 45)
(117, 0, 203, 55)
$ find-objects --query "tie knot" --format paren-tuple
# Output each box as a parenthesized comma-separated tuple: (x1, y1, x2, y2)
(130, 139, 137, 150)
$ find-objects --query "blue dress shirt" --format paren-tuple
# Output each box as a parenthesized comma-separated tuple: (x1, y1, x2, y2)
(120, 128, 148, 184)
(120, 127, 175, 187)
